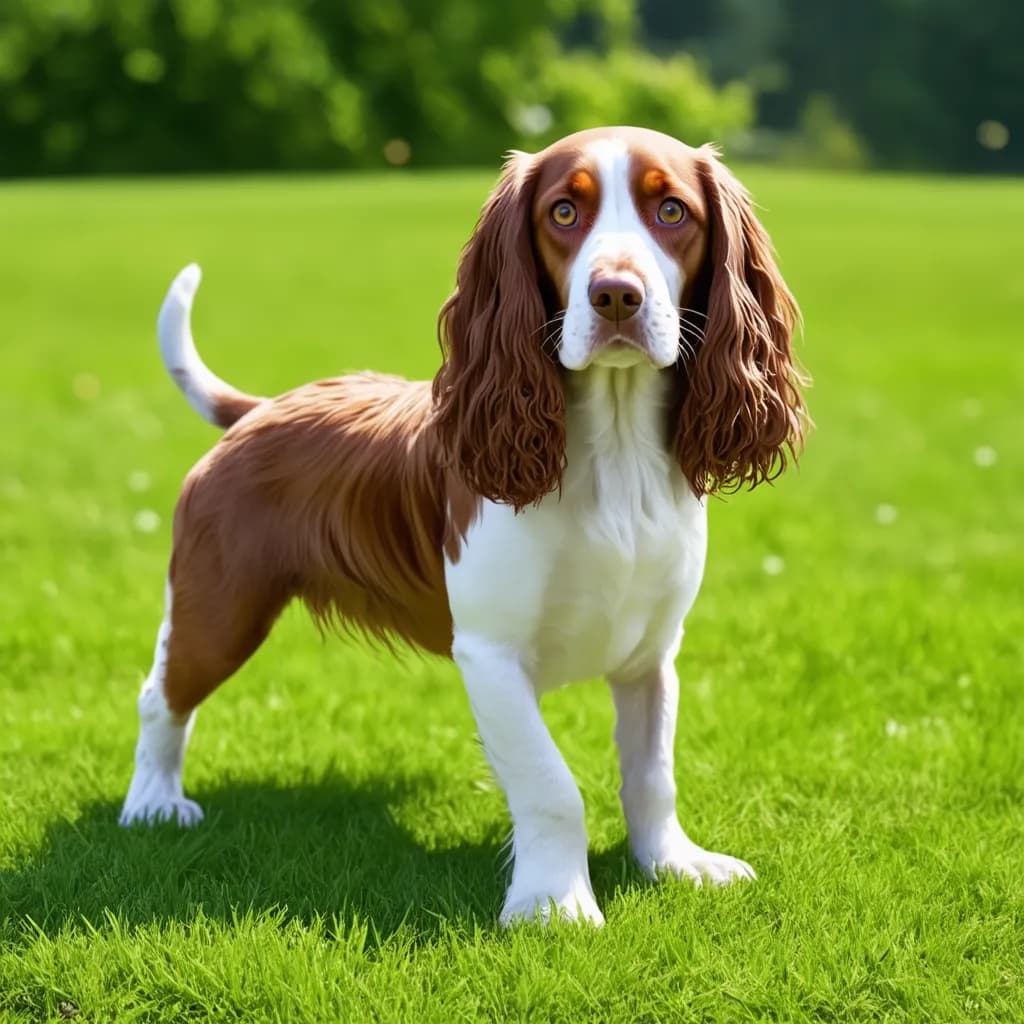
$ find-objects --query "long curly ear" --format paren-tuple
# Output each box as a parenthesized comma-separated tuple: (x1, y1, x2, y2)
(675, 150, 807, 495)
(433, 153, 564, 511)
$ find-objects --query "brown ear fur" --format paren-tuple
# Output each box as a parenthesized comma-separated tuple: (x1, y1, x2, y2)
(675, 150, 807, 495)
(433, 153, 564, 511)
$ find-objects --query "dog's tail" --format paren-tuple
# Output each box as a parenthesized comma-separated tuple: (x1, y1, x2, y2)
(157, 264, 264, 429)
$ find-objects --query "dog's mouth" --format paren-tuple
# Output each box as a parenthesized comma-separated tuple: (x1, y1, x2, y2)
(554, 299, 679, 372)
(589, 333, 655, 368)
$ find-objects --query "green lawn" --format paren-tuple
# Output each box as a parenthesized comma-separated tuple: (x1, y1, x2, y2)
(1, 165, 1022, 1023)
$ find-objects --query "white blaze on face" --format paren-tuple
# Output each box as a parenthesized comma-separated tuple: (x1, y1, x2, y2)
(558, 139, 684, 371)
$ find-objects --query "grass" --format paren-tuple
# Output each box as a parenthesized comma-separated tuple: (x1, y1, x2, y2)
(1, 164, 1022, 1022)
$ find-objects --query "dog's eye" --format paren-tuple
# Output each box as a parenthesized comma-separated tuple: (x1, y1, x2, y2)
(551, 200, 578, 228)
(657, 199, 686, 225)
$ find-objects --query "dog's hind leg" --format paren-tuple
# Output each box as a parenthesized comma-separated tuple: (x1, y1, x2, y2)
(119, 555, 288, 827)
(119, 578, 201, 826)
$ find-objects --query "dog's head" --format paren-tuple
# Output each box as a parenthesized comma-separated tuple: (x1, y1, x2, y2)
(434, 126, 805, 509)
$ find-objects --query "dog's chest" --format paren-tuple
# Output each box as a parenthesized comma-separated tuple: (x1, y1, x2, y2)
(446, 446, 707, 689)
(530, 452, 705, 686)
(445, 365, 709, 686)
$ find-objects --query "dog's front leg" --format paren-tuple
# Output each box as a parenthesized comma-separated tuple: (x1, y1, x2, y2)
(453, 633, 603, 927)
(610, 644, 757, 887)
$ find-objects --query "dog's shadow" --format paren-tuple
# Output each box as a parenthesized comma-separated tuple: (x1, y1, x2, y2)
(1, 773, 637, 942)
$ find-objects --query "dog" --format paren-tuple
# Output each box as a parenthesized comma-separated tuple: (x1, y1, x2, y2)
(120, 126, 805, 926)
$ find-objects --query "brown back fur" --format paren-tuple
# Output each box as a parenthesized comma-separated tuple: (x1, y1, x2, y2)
(170, 375, 476, 689)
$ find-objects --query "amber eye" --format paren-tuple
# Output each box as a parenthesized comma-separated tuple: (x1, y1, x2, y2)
(551, 200, 578, 227)
(657, 198, 686, 225)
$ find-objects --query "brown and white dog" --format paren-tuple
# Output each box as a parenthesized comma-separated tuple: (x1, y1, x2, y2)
(120, 126, 805, 926)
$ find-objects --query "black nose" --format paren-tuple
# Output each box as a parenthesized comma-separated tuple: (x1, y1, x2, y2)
(588, 273, 645, 322)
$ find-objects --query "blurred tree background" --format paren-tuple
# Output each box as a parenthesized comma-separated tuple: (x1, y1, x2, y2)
(0, 0, 1017, 177)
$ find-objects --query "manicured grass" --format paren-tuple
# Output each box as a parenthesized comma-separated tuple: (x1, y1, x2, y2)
(1, 165, 1022, 1022)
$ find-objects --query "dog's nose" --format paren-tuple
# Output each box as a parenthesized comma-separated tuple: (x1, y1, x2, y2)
(589, 274, 645, 322)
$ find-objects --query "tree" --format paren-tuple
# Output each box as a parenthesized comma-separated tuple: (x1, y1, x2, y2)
(0, 0, 751, 176)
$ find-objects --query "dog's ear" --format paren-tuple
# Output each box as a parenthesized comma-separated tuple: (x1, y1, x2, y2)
(674, 149, 807, 495)
(433, 152, 565, 511)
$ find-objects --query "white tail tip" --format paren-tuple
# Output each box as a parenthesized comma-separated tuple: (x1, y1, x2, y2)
(174, 262, 202, 297)
(156, 262, 262, 429)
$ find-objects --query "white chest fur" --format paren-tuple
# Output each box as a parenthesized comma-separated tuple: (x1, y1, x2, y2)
(446, 365, 707, 689)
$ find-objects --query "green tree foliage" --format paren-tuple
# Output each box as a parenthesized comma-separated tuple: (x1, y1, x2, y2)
(775, 0, 1022, 172)
(639, 0, 1022, 172)
(0, 0, 751, 176)
(485, 46, 751, 154)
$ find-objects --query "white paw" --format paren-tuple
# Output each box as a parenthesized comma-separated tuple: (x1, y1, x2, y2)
(119, 777, 204, 827)
(636, 831, 756, 887)
(500, 878, 605, 927)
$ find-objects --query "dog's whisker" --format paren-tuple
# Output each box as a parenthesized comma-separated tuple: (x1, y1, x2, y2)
(678, 325, 706, 348)
(677, 337, 697, 362)
(541, 327, 564, 357)
(533, 311, 568, 337)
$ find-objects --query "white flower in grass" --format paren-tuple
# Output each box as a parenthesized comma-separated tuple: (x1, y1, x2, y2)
(874, 503, 898, 525)
(128, 470, 151, 493)
(973, 446, 997, 468)
(885, 719, 908, 739)
(761, 554, 785, 576)
(133, 509, 161, 533)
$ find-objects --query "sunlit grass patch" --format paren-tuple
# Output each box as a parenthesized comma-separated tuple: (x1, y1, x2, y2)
(1, 168, 1022, 1022)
